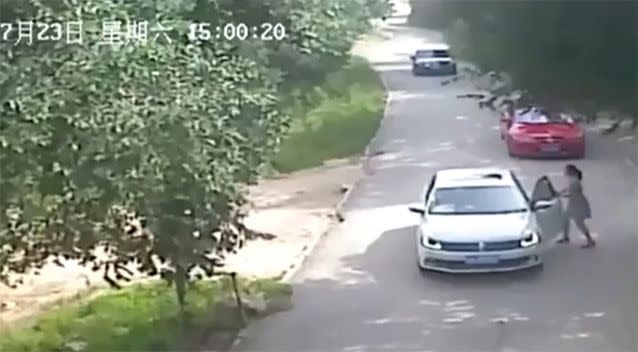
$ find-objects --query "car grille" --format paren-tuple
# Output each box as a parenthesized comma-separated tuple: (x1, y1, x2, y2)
(426, 256, 532, 270)
(439, 240, 521, 252)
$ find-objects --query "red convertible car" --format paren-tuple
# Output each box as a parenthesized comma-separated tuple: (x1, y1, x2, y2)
(499, 106, 585, 158)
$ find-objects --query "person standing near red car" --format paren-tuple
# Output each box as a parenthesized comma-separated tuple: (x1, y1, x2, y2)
(558, 164, 596, 248)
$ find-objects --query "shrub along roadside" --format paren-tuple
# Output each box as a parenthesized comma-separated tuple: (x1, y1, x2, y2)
(0, 278, 292, 352)
(272, 56, 386, 173)
(407, 0, 637, 120)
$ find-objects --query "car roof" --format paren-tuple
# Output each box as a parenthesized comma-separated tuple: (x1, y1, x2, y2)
(433, 168, 515, 188)
(417, 43, 450, 51)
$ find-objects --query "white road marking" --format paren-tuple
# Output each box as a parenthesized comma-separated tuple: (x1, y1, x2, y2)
(512, 315, 530, 322)
(448, 311, 475, 320)
(444, 305, 474, 312)
(561, 334, 575, 340)
(576, 332, 591, 339)
(583, 312, 606, 318)
(365, 318, 390, 324)
(443, 317, 464, 324)
(418, 299, 441, 306)
(455, 115, 468, 120)
(445, 299, 469, 307)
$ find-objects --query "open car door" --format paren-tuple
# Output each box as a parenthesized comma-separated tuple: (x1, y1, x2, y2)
(530, 176, 564, 247)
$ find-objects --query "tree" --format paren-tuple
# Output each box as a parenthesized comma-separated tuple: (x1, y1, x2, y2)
(0, 0, 391, 325)
(409, 0, 638, 119)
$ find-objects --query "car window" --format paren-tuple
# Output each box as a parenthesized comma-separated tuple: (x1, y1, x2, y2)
(428, 186, 528, 215)
(531, 177, 556, 201)
(415, 50, 450, 58)
(514, 107, 569, 124)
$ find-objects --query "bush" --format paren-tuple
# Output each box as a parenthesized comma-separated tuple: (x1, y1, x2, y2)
(272, 57, 385, 172)
(408, 0, 638, 117)
(0, 278, 291, 352)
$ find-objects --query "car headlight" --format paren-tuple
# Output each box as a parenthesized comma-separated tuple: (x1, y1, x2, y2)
(520, 230, 540, 248)
(421, 234, 442, 250)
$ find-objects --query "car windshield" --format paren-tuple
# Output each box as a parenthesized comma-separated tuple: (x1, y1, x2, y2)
(415, 49, 449, 58)
(514, 107, 572, 124)
(428, 186, 529, 215)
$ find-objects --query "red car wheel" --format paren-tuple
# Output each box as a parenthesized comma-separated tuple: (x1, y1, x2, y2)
(505, 138, 516, 157)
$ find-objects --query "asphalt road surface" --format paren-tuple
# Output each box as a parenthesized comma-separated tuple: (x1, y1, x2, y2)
(234, 4, 638, 352)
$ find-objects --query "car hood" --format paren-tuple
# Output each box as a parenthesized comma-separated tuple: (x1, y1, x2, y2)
(415, 57, 453, 64)
(423, 212, 533, 242)
(512, 122, 583, 138)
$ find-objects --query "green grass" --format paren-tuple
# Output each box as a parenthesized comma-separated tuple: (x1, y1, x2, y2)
(272, 56, 386, 173)
(0, 278, 291, 352)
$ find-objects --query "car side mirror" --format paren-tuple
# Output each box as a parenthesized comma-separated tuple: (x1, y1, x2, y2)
(409, 55, 415, 61)
(531, 199, 554, 211)
(408, 203, 425, 215)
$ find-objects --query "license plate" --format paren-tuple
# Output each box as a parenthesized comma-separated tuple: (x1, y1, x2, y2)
(465, 255, 499, 265)
(541, 144, 560, 152)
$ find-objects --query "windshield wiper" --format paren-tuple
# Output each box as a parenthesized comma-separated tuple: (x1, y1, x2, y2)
(430, 208, 528, 215)
(489, 208, 528, 214)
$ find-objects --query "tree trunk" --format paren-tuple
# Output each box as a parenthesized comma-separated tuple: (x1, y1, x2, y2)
(174, 264, 188, 347)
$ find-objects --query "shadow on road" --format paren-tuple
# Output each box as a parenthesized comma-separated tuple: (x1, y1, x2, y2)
(259, 223, 637, 351)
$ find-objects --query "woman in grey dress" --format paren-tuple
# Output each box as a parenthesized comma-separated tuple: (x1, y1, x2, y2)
(558, 164, 596, 248)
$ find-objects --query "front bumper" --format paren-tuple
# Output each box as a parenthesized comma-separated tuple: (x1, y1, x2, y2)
(417, 245, 543, 273)
(412, 64, 456, 76)
(508, 139, 585, 158)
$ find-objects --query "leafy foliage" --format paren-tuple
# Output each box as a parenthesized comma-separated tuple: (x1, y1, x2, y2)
(0, 278, 291, 351)
(272, 57, 385, 172)
(0, 0, 390, 315)
(409, 0, 638, 117)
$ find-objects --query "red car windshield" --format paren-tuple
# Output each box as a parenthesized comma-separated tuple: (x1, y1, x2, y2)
(514, 107, 572, 124)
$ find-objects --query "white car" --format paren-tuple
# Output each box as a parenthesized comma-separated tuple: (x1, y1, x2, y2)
(410, 43, 457, 76)
(408, 168, 564, 273)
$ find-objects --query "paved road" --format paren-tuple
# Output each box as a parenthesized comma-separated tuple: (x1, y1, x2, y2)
(235, 3, 638, 352)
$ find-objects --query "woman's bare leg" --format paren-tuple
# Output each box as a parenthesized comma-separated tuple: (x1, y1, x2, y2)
(575, 218, 596, 247)
(559, 216, 571, 243)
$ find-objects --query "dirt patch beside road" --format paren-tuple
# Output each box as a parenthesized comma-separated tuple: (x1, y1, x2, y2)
(0, 158, 363, 326)
(224, 158, 363, 279)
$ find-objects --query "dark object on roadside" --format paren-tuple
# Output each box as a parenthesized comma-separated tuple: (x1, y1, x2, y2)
(478, 95, 498, 109)
(456, 93, 486, 99)
(441, 76, 460, 86)
(602, 120, 621, 135)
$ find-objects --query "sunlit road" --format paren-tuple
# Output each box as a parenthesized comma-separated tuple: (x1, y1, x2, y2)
(234, 2, 638, 352)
